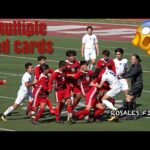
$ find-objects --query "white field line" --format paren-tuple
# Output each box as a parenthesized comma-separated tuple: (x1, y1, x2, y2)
(0, 128, 15, 132)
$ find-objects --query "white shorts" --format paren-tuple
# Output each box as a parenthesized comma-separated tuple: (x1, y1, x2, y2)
(119, 79, 129, 91)
(15, 89, 33, 105)
(106, 88, 121, 98)
(84, 50, 96, 61)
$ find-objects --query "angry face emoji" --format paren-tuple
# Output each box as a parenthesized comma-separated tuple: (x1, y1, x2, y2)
(132, 20, 150, 55)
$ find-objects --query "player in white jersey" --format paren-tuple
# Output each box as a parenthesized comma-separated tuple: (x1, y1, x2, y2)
(90, 68, 121, 115)
(81, 26, 99, 70)
(113, 48, 129, 96)
(1, 63, 36, 121)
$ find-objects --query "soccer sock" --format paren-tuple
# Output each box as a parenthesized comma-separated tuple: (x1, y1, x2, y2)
(93, 109, 105, 118)
(103, 100, 117, 111)
(74, 109, 85, 117)
(34, 108, 44, 121)
(131, 101, 136, 110)
(72, 99, 80, 109)
(3, 106, 14, 116)
(47, 98, 53, 111)
(78, 109, 90, 120)
(126, 102, 132, 111)
(55, 108, 60, 121)
(109, 98, 115, 106)
(27, 101, 33, 111)
(67, 105, 72, 113)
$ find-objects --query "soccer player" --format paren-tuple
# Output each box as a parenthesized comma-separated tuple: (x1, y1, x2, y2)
(114, 48, 129, 97)
(1, 63, 36, 121)
(119, 54, 143, 120)
(96, 50, 116, 104)
(81, 26, 99, 70)
(32, 64, 50, 124)
(65, 50, 82, 109)
(27, 55, 54, 115)
(48, 61, 72, 123)
(90, 68, 122, 121)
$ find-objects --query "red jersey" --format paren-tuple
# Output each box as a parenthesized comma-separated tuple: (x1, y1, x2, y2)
(34, 64, 54, 80)
(74, 70, 93, 95)
(96, 58, 116, 74)
(34, 73, 49, 98)
(65, 59, 80, 83)
(48, 69, 67, 91)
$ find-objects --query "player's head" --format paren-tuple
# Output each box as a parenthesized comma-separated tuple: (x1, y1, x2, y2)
(86, 26, 93, 35)
(58, 61, 66, 71)
(25, 63, 33, 74)
(40, 64, 49, 75)
(102, 50, 110, 61)
(66, 50, 77, 62)
(92, 68, 102, 79)
(131, 54, 142, 64)
(115, 48, 124, 60)
(38, 55, 46, 65)
(80, 61, 88, 71)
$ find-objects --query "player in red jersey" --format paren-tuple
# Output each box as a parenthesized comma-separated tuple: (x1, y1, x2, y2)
(65, 50, 82, 109)
(26, 55, 55, 115)
(96, 50, 116, 105)
(70, 64, 105, 123)
(48, 61, 72, 123)
(32, 64, 50, 125)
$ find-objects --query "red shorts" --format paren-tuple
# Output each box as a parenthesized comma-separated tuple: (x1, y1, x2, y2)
(55, 88, 70, 103)
(99, 82, 110, 92)
(68, 83, 81, 95)
(35, 97, 47, 107)
(85, 87, 99, 108)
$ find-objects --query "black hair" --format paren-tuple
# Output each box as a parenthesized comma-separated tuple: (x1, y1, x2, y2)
(25, 63, 32, 70)
(102, 50, 110, 57)
(40, 64, 49, 72)
(66, 50, 77, 57)
(132, 54, 142, 62)
(92, 68, 102, 79)
(37, 55, 46, 61)
(80, 61, 88, 66)
(115, 48, 124, 54)
(59, 61, 66, 68)
(86, 26, 93, 31)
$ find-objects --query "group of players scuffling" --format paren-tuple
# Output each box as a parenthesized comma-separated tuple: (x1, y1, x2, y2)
(0, 26, 143, 125)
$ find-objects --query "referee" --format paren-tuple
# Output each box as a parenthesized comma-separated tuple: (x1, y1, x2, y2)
(119, 54, 143, 120)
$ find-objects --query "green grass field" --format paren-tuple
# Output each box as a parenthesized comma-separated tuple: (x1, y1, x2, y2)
(0, 20, 150, 131)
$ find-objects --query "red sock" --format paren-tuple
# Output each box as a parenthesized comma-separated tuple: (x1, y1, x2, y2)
(67, 105, 72, 113)
(47, 98, 53, 111)
(74, 109, 85, 117)
(27, 101, 33, 111)
(109, 98, 115, 105)
(93, 109, 105, 118)
(78, 109, 90, 120)
(34, 108, 44, 121)
(55, 108, 60, 121)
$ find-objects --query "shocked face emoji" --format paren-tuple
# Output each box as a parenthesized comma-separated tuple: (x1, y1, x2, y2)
(132, 21, 150, 55)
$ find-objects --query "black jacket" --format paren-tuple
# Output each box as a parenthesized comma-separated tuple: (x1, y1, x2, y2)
(122, 63, 143, 87)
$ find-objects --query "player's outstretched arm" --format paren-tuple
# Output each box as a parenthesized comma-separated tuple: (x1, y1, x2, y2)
(25, 81, 36, 87)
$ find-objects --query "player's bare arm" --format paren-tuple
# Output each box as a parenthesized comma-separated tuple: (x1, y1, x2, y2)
(25, 81, 37, 87)
(81, 43, 85, 57)
(96, 43, 99, 56)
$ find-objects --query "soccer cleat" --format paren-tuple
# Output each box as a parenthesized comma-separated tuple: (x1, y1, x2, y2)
(31, 115, 36, 119)
(1, 115, 7, 121)
(69, 117, 77, 124)
(25, 109, 30, 116)
(32, 120, 40, 125)
(107, 116, 119, 122)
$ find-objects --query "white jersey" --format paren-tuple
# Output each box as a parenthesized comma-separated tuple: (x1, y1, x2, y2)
(19, 72, 32, 93)
(82, 34, 98, 50)
(101, 69, 121, 89)
(114, 58, 128, 76)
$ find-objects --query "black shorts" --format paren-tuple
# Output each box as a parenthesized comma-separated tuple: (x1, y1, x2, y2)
(129, 84, 143, 97)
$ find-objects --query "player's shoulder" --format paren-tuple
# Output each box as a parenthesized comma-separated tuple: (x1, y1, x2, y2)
(122, 58, 128, 63)
(83, 34, 88, 38)
(113, 58, 117, 62)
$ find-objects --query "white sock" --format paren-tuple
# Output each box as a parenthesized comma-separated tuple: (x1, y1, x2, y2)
(67, 113, 72, 121)
(89, 64, 93, 70)
(71, 96, 74, 105)
(103, 100, 117, 111)
(4, 106, 14, 116)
